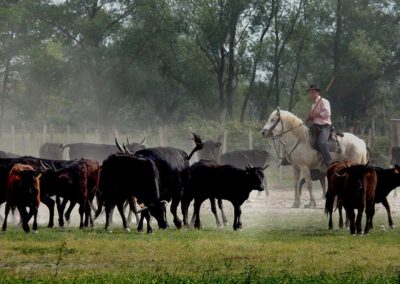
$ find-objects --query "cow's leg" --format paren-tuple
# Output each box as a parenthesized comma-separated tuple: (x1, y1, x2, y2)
(338, 204, 344, 229)
(193, 198, 205, 229)
(381, 198, 394, 229)
(32, 207, 39, 233)
(78, 202, 85, 229)
(346, 208, 356, 234)
(2, 203, 11, 231)
(141, 210, 152, 234)
(41, 195, 55, 228)
(84, 200, 93, 227)
(355, 206, 364, 234)
(56, 197, 66, 227)
(17, 205, 30, 233)
(364, 202, 375, 234)
(328, 210, 333, 230)
(180, 195, 191, 229)
(218, 199, 228, 226)
(293, 168, 301, 208)
(137, 213, 145, 233)
(104, 202, 114, 232)
(116, 202, 129, 232)
(127, 197, 139, 225)
(170, 197, 182, 229)
(233, 205, 242, 230)
(209, 198, 222, 228)
(65, 201, 77, 225)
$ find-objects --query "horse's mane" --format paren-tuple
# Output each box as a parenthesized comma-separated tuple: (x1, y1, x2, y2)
(280, 110, 309, 142)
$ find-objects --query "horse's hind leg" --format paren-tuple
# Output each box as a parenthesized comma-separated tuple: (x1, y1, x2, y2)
(320, 178, 327, 198)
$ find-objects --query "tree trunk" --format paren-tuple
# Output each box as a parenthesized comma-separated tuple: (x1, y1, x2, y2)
(0, 58, 11, 138)
(332, 0, 342, 104)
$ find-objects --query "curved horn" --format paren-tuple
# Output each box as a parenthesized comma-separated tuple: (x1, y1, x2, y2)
(126, 137, 130, 146)
(122, 143, 131, 154)
(344, 161, 351, 168)
(334, 168, 347, 177)
(40, 160, 51, 171)
(115, 137, 124, 153)
(139, 137, 146, 145)
(246, 163, 254, 170)
(263, 164, 269, 170)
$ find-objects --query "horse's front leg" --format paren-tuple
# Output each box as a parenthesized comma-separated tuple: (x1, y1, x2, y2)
(304, 170, 316, 208)
(292, 168, 301, 208)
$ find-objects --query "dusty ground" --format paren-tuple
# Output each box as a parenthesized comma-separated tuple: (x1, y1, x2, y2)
(2, 179, 399, 232)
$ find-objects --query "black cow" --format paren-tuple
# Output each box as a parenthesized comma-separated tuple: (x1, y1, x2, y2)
(2, 164, 41, 233)
(65, 139, 145, 161)
(39, 143, 65, 160)
(369, 164, 400, 229)
(95, 153, 168, 233)
(133, 133, 203, 229)
(0, 151, 20, 158)
(198, 139, 269, 226)
(181, 160, 265, 230)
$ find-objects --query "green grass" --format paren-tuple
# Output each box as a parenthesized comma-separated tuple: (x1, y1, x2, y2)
(1, 203, 400, 283)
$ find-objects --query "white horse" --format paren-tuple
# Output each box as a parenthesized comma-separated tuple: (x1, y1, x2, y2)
(261, 107, 367, 208)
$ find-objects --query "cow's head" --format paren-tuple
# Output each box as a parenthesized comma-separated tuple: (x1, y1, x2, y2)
(125, 137, 146, 153)
(336, 162, 370, 194)
(198, 139, 222, 162)
(245, 164, 265, 191)
(39, 143, 65, 160)
(137, 200, 169, 229)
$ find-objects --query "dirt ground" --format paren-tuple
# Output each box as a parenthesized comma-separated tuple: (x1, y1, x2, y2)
(2, 178, 399, 231)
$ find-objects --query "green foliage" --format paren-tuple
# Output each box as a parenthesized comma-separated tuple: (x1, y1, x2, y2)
(0, 0, 399, 131)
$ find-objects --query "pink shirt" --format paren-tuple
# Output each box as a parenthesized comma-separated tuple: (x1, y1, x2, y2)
(311, 96, 331, 125)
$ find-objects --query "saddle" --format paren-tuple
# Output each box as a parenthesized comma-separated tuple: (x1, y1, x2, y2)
(309, 124, 343, 153)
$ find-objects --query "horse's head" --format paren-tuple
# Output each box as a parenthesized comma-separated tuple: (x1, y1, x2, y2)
(261, 107, 282, 138)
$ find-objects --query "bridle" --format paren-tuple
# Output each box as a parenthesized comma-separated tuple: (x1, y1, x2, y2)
(263, 109, 304, 166)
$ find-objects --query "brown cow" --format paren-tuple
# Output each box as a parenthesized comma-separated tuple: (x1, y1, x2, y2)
(325, 160, 358, 230)
(326, 162, 377, 234)
(2, 164, 41, 233)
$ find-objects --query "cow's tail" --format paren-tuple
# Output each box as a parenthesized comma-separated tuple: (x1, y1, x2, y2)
(187, 132, 204, 160)
(324, 182, 335, 215)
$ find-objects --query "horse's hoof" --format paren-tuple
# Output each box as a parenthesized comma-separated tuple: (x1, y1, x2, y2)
(124, 228, 131, 233)
(32, 230, 38, 234)
(107, 229, 112, 234)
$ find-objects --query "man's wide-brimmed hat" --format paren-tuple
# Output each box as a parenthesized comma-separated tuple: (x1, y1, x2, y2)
(307, 84, 321, 92)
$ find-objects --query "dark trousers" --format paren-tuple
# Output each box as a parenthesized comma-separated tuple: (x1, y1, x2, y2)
(315, 124, 332, 167)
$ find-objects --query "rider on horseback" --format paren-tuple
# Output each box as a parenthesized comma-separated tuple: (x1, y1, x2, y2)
(307, 84, 333, 169)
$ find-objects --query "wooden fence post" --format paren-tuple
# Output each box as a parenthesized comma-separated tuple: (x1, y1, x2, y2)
(66, 125, 71, 144)
(11, 125, 15, 153)
(248, 130, 253, 150)
(159, 126, 165, 147)
(222, 129, 228, 154)
(42, 123, 47, 143)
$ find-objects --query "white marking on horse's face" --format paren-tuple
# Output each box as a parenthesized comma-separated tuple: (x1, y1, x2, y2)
(261, 110, 281, 138)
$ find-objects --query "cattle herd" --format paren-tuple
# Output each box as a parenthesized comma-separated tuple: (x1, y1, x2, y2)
(0, 133, 399, 235)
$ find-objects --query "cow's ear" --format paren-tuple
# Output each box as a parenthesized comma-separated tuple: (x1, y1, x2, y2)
(395, 164, 400, 174)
